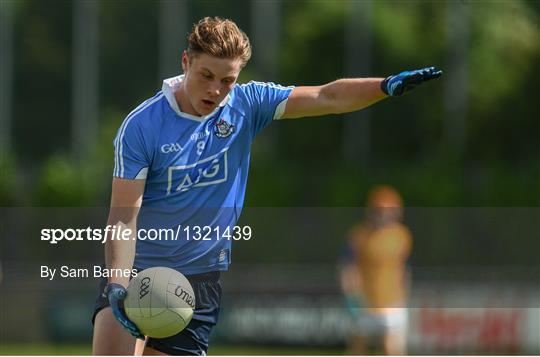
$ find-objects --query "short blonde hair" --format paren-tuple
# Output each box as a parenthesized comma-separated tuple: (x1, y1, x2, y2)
(187, 17, 252, 67)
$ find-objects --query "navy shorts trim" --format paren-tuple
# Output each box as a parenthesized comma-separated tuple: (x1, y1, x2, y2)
(92, 268, 222, 355)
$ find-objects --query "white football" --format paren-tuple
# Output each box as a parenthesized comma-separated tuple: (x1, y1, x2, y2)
(124, 267, 195, 338)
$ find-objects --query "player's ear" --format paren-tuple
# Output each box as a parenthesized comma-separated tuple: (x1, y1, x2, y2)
(181, 51, 189, 73)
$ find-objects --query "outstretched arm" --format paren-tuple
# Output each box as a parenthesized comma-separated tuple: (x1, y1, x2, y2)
(281, 67, 442, 119)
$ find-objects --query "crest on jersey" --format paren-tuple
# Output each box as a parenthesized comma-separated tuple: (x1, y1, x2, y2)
(214, 118, 234, 138)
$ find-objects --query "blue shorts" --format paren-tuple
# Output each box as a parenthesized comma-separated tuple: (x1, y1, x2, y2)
(92, 269, 222, 355)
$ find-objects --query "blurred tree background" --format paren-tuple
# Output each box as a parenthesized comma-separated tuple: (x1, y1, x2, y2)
(1, 0, 538, 208)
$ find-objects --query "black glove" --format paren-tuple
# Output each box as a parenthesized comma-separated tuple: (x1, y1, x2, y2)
(104, 283, 145, 339)
(381, 67, 443, 96)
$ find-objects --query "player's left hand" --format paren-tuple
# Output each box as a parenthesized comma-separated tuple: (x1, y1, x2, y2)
(381, 67, 443, 96)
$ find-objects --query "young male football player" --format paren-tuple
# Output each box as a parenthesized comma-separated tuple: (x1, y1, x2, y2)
(92, 17, 440, 355)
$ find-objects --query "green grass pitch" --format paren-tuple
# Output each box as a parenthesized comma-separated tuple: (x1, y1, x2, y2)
(0, 344, 343, 355)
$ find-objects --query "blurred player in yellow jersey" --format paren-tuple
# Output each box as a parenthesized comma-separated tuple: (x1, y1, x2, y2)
(340, 185, 412, 355)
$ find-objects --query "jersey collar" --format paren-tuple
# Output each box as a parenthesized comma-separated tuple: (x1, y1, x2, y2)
(162, 75, 230, 122)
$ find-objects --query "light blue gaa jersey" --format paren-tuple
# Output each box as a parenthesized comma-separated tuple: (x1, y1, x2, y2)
(113, 75, 293, 274)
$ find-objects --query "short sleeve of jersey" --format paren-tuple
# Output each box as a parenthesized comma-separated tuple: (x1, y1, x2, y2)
(239, 81, 293, 136)
(113, 115, 152, 180)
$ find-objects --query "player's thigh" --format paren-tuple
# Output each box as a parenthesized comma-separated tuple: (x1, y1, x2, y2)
(93, 307, 136, 355)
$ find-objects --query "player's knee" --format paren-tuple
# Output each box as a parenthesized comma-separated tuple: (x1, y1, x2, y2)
(93, 307, 136, 355)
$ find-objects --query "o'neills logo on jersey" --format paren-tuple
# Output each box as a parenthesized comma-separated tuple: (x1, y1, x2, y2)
(214, 118, 234, 138)
(166, 147, 229, 194)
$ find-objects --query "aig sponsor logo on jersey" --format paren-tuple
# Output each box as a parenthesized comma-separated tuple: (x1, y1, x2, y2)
(161, 142, 183, 154)
(166, 148, 229, 194)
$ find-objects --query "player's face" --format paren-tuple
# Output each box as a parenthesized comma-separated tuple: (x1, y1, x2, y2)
(181, 52, 242, 116)
(368, 206, 402, 228)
